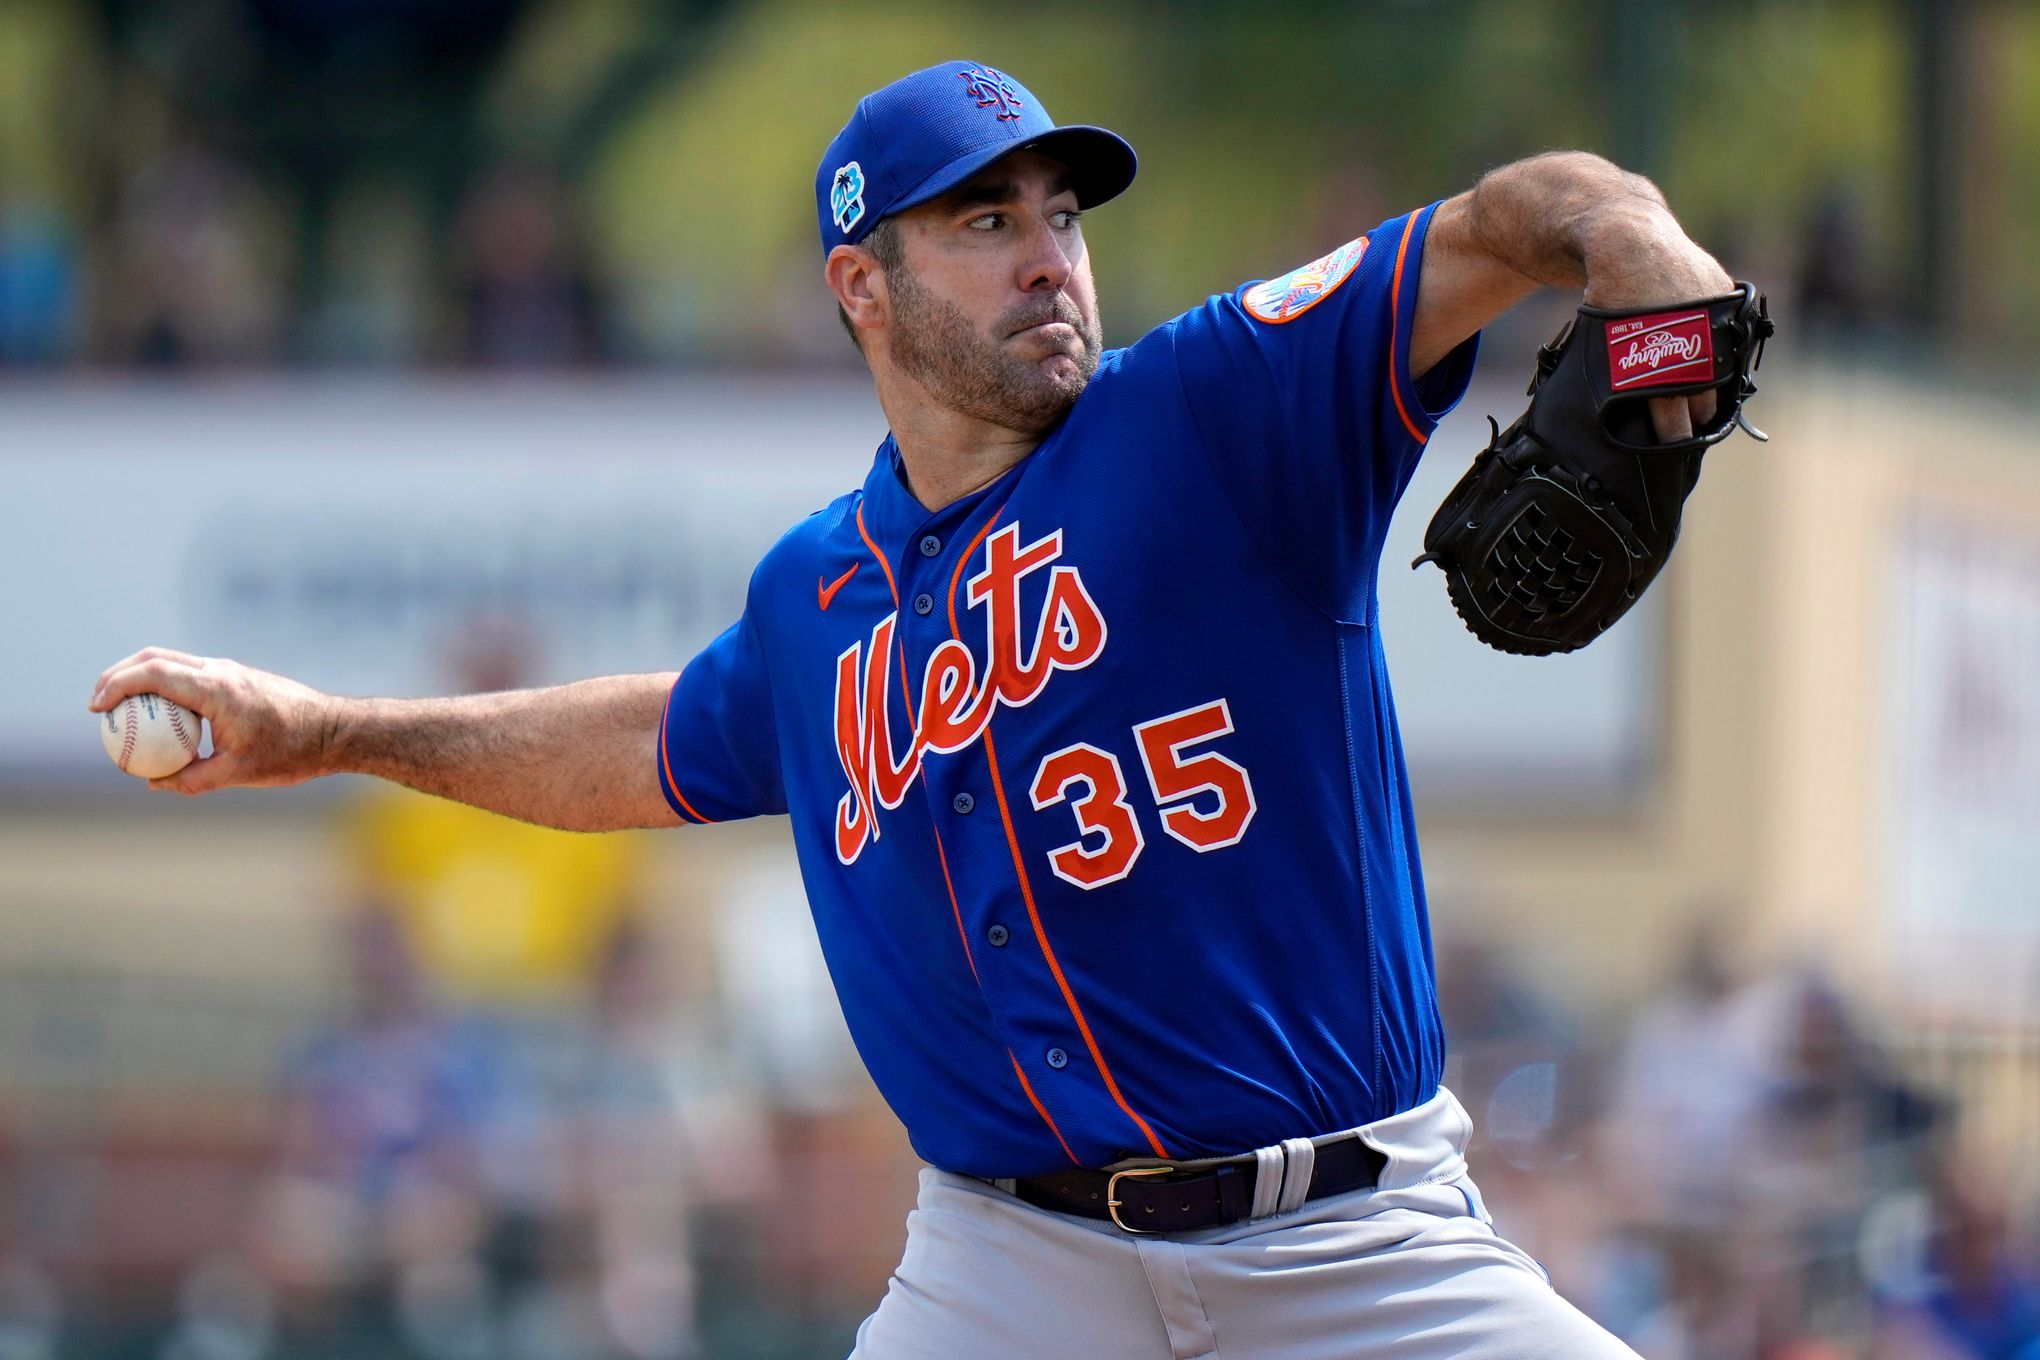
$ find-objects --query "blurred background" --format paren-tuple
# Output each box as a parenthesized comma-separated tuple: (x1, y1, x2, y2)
(4, 0, 2040, 1357)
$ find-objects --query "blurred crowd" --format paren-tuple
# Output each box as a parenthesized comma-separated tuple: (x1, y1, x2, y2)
(0, 126, 1885, 374)
(0, 0, 632, 371)
(2, 137, 610, 371)
(6, 873, 2038, 1358)
(0, 0, 1973, 375)
(1441, 927, 2040, 1360)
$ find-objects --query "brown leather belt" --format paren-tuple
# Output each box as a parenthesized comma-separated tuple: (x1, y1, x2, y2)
(1008, 1135, 1387, 1234)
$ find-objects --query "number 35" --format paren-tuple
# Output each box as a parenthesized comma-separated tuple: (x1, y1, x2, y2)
(1027, 699, 1257, 890)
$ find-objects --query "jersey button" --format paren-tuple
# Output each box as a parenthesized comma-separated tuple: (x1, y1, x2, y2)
(986, 923, 1009, 947)
(952, 791, 975, 814)
(913, 592, 935, 616)
(919, 534, 941, 557)
(1045, 1047, 1069, 1070)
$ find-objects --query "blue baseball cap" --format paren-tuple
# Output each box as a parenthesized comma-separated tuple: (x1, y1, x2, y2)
(816, 61, 1137, 257)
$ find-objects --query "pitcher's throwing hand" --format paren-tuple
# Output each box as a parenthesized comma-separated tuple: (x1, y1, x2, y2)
(91, 648, 336, 793)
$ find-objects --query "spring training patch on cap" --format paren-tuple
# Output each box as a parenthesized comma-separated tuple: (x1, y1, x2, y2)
(1243, 237, 1369, 323)
(831, 161, 867, 234)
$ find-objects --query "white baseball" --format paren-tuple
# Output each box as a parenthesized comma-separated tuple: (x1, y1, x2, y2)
(100, 693, 204, 779)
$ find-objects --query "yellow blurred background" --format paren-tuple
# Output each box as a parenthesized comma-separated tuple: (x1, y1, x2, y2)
(4, 1, 2039, 1357)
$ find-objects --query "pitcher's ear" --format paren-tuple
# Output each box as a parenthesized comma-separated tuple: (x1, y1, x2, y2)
(828, 243, 887, 337)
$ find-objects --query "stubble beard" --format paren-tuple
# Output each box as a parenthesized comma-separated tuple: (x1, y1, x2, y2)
(886, 264, 1103, 436)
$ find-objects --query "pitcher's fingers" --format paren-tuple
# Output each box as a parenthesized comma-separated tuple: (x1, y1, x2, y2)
(1649, 394, 1694, 444)
(1692, 388, 1718, 429)
(95, 652, 200, 693)
(93, 652, 207, 713)
(150, 754, 232, 796)
(93, 653, 156, 707)
(96, 658, 214, 716)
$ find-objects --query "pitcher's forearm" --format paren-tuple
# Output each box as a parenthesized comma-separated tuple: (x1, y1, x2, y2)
(1415, 151, 1736, 432)
(328, 673, 680, 832)
(89, 645, 682, 828)
(1463, 151, 1726, 305)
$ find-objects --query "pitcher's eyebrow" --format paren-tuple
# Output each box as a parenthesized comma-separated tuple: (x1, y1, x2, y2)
(936, 172, 1078, 213)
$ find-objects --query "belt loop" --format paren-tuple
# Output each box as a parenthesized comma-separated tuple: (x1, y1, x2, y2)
(1214, 1164, 1250, 1223)
(1249, 1144, 1285, 1219)
(1276, 1137, 1316, 1214)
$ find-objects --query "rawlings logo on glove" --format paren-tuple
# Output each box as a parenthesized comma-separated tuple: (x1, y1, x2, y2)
(1606, 310, 1712, 388)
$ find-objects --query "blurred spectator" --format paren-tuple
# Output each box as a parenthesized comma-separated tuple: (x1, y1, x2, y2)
(1602, 921, 1781, 1234)
(0, 1257, 62, 1360)
(332, 621, 661, 1346)
(300, 181, 432, 365)
(708, 858, 864, 1115)
(1752, 972, 1945, 1318)
(102, 147, 288, 367)
(0, 200, 79, 366)
(255, 907, 508, 1354)
(525, 921, 769, 1360)
(342, 621, 649, 1014)
(1591, 923, 1788, 1356)
(283, 618, 762, 1358)
(1437, 930, 1584, 1167)
(1873, 1158, 2040, 1360)
(1584, 939, 1954, 1358)
(155, 1256, 276, 1360)
(1794, 184, 1874, 335)
(1435, 930, 1619, 1325)
(454, 167, 602, 368)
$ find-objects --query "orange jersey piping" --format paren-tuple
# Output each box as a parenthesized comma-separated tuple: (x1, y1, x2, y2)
(855, 501, 974, 979)
(1388, 211, 1430, 446)
(657, 681, 716, 824)
(1010, 1050, 1079, 1166)
(855, 500, 920, 727)
(950, 506, 1171, 1161)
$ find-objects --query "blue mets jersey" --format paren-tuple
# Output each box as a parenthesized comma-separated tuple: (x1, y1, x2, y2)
(657, 202, 1479, 1177)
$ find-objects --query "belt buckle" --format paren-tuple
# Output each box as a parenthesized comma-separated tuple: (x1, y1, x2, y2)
(1105, 1164, 1175, 1234)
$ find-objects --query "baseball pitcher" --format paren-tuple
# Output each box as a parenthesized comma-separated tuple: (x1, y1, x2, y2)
(92, 61, 1769, 1358)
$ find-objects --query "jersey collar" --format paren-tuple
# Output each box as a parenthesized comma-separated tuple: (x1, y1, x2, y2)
(856, 431, 1034, 553)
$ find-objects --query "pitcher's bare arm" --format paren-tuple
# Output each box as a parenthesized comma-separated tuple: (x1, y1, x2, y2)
(89, 648, 680, 832)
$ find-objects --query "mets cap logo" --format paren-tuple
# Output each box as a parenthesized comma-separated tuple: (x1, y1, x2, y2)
(831, 161, 867, 234)
(1243, 236, 1369, 323)
(959, 66, 1024, 121)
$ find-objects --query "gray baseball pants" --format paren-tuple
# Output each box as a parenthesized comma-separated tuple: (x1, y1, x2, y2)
(851, 1088, 1640, 1359)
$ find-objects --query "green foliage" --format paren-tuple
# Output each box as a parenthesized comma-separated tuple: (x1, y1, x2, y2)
(1667, 1, 1905, 257)
(0, 1, 97, 210)
(1990, 4, 2040, 343)
(488, 0, 648, 147)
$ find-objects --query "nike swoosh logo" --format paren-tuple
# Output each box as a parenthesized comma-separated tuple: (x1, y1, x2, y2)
(818, 563, 860, 611)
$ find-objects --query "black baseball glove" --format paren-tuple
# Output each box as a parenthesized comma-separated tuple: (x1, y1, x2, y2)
(1412, 283, 1773, 656)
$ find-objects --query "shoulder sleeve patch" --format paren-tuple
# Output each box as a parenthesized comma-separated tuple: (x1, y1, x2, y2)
(1241, 236, 1369, 323)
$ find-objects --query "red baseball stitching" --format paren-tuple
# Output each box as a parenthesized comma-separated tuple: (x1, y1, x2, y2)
(119, 701, 138, 772)
(166, 703, 199, 757)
